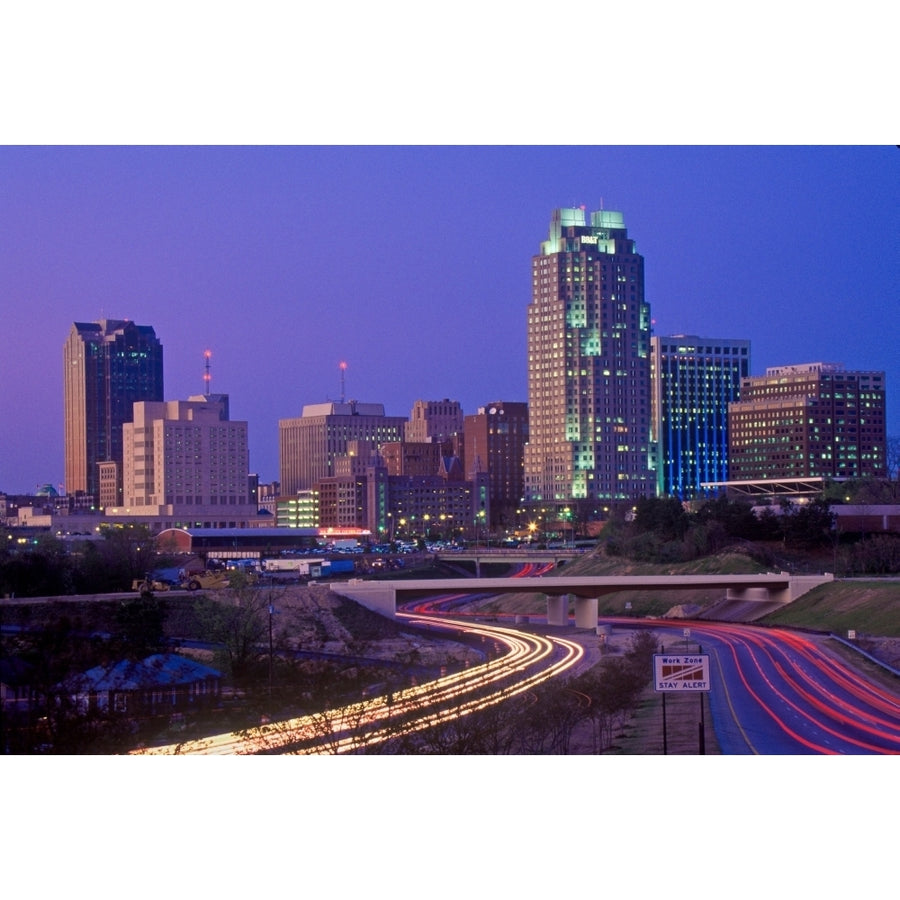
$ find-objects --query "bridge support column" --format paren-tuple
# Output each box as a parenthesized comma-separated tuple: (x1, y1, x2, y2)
(546, 594, 569, 626)
(574, 596, 599, 629)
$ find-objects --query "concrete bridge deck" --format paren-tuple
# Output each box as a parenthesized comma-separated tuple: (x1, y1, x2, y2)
(334, 572, 834, 625)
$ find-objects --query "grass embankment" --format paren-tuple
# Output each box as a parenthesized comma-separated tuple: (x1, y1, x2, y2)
(758, 580, 900, 636)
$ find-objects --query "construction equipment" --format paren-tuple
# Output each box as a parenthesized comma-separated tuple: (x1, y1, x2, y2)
(132, 577, 172, 593)
(181, 570, 231, 591)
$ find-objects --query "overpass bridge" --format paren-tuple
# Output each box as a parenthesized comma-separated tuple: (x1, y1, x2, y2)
(333, 572, 834, 626)
(434, 548, 581, 575)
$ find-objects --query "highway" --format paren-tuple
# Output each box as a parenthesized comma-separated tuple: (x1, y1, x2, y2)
(131, 614, 585, 755)
(131, 559, 900, 755)
(632, 619, 900, 754)
(401, 564, 900, 754)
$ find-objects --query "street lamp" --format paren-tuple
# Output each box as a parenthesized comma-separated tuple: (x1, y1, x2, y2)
(563, 507, 573, 549)
(475, 509, 486, 549)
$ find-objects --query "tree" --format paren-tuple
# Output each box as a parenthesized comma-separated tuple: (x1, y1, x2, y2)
(73, 524, 159, 593)
(194, 575, 287, 683)
(632, 497, 690, 542)
(779, 499, 835, 550)
(0, 533, 74, 598)
(887, 436, 900, 483)
(114, 592, 169, 659)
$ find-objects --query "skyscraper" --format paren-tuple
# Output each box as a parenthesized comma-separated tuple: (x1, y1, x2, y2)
(524, 207, 653, 508)
(63, 319, 164, 504)
(651, 335, 751, 499)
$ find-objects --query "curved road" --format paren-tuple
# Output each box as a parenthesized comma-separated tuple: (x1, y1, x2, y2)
(401, 564, 900, 755)
(132, 614, 585, 755)
(133, 561, 900, 755)
(630, 619, 900, 754)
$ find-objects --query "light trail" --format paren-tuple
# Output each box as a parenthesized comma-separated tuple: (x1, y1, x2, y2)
(639, 618, 900, 754)
(132, 615, 584, 755)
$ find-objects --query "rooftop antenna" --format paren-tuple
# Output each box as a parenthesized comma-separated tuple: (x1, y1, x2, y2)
(203, 350, 212, 396)
(339, 361, 348, 403)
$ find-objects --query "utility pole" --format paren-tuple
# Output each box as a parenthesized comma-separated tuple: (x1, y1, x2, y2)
(268, 603, 275, 696)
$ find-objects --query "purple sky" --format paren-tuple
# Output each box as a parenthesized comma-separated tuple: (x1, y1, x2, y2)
(1, 145, 897, 493)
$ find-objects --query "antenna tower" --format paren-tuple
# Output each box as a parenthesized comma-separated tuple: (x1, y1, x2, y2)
(203, 350, 212, 396)
(339, 361, 348, 403)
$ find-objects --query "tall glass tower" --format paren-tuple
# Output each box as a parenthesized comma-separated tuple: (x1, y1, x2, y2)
(63, 319, 164, 504)
(524, 207, 653, 508)
(651, 335, 751, 499)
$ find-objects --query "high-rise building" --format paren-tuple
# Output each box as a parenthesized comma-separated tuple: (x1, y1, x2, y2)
(63, 319, 164, 505)
(651, 335, 751, 499)
(728, 363, 887, 485)
(381, 441, 443, 477)
(278, 401, 407, 495)
(464, 401, 529, 529)
(112, 393, 257, 525)
(404, 399, 464, 449)
(524, 207, 653, 508)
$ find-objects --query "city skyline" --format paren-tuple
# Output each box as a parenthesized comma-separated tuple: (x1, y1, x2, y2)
(1, 146, 897, 493)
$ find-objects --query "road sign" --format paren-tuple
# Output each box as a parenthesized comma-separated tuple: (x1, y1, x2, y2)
(653, 654, 710, 692)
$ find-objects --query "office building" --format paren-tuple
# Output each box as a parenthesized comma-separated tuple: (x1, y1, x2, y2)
(727, 363, 887, 486)
(366, 461, 489, 545)
(63, 319, 164, 505)
(405, 399, 464, 453)
(651, 335, 751, 499)
(275, 490, 319, 528)
(524, 207, 653, 508)
(109, 393, 257, 527)
(278, 401, 407, 495)
(316, 441, 383, 529)
(464, 401, 529, 529)
(381, 441, 443, 477)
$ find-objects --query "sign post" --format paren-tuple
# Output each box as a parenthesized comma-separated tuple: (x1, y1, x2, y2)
(653, 653, 711, 754)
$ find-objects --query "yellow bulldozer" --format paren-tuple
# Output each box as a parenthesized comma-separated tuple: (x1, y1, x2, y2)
(133, 569, 235, 593)
(180, 570, 232, 591)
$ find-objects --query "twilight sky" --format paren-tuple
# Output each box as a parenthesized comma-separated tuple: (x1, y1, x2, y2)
(1, 145, 897, 492)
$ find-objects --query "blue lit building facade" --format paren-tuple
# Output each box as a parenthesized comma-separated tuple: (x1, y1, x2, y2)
(651, 335, 751, 499)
